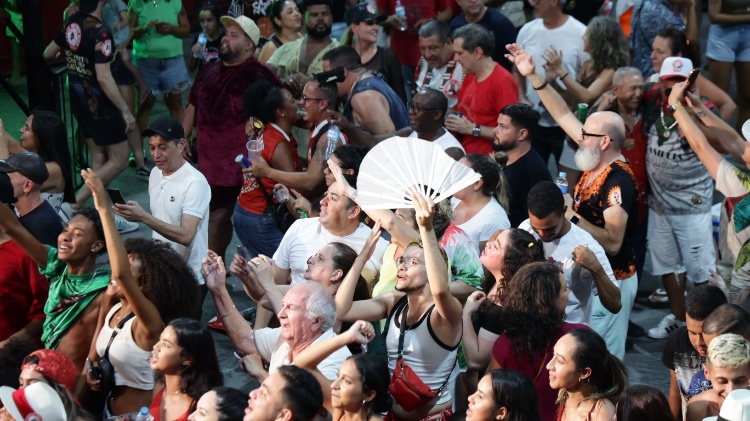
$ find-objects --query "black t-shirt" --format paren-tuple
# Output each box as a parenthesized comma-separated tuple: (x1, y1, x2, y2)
(504, 148, 552, 228)
(472, 304, 504, 335)
(661, 326, 710, 411)
(193, 28, 225, 72)
(572, 160, 638, 280)
(448, 8, 517, 71)
(20, 201, 63, 248)
(563, 0, 604, 25)
(54, 12, 120, 121)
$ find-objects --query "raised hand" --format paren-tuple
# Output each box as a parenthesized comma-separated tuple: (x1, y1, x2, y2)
(463, 291, 487, 315)
(80, 169, 108, 211)
(345, 320, 376, 344)
(412, 192, 435, 231)
(505, 43, 536, 77)
(202, 250, 226, 292)
(357, 220, 382, 262)
(247, 255, 275, 285)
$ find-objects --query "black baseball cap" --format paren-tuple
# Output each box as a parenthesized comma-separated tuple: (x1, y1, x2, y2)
(344, 3, 386, 25)
(0, 152, 50, 185)
(141, 117, 185, 141)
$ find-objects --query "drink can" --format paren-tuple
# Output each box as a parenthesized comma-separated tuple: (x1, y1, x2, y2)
(577, 103, 588, 123)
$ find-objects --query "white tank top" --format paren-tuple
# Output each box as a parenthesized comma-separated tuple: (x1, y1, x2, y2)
(95, 303, 155, 390)
(385, 297, 458, 405)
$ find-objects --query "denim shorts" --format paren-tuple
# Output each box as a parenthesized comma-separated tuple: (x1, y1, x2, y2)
(706, 23, 750, 62)
(133, 55, 190, 95)
(232, 203, 284, 258)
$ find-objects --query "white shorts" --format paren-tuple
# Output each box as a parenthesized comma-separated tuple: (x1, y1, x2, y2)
(647, 209, 716, 285)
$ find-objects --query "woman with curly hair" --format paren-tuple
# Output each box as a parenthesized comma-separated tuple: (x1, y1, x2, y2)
(80, 169, 200, 417)
(487, 262, 587, 421)
(462, 229, 545, 374)
(547, 328, 627, 421)
(542, 16, 630, 187)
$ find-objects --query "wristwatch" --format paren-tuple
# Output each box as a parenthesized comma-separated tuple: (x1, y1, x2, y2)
(472, 125, 481, 137)
(570, 215, 580, 225)
(667, 101, 682, 114)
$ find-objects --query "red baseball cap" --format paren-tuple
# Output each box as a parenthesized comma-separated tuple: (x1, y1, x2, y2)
(21, 350, 76, 393)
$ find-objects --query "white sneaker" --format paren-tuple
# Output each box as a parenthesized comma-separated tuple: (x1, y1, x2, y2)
(648, 314, 685, 339)
(115, 214, 139, 234)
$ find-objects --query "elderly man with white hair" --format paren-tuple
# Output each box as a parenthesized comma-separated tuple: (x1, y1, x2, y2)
(203, 251, 350, 381)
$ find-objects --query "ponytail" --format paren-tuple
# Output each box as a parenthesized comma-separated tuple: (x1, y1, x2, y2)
(567, 329, 628, 403)
(465, 153, 510, 212)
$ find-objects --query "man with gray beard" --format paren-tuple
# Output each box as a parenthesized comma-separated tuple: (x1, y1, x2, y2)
(507, 44, 638, 355)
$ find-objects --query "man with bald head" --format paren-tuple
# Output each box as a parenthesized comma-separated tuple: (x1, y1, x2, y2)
(508, 44, 638, 358)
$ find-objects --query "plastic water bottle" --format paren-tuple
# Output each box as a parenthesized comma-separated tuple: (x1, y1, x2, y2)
(134, 407, 153, 421)
(194, 31, 208, 58)
(554, 172, 568, 194)
(324, 123, 340, 160)
(395, 0, 407, 31)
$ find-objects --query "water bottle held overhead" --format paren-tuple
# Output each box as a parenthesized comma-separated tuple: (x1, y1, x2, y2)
(324, 123, 340, 160)
(194, 31, 208, 59)
(395, 0, 407, 31)
(555, 172, 568, 194)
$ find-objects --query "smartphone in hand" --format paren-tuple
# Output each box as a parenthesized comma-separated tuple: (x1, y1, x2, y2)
(107, 188, 126, 205)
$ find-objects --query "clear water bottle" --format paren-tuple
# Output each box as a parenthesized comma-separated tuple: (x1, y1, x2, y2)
(134, 407, 153, 421)
(395, 0, 407, 31)
(194, 31, 208, 58)
(554, 172, 568, 194)
(324, 123, 340, 160)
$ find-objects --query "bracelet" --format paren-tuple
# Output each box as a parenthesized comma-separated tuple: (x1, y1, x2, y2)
(560, 73, 569, 80)
(533, 81, 548, 91)
(218, 305, 236, 318)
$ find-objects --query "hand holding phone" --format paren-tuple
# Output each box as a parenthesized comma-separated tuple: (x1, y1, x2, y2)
(107, 188, 126, 205)
(87, 358, 102, 381)
(684, 69, 700, 94)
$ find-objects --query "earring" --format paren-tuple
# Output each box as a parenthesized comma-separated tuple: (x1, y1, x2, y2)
(362, 400, 366, 405)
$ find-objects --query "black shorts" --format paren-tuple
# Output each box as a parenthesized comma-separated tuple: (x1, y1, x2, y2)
(77, 114, 127, 146)
(112, 51, 135, 86)
(210, 184, 242, 211)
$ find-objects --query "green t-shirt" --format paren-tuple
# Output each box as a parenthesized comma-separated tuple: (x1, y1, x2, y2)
(40, 246, 111, 348)
(129, 0, 184, 58)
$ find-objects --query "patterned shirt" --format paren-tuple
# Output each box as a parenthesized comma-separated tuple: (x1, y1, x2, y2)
(630, 0, 685, 76)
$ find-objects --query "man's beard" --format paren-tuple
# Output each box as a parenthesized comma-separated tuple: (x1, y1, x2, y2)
(492, 140, 515, 152)
(395, 280, 426, 293)
(574, 144, 602, 171)
(219, 48, 239, 61)
(307, 24, 332, 39)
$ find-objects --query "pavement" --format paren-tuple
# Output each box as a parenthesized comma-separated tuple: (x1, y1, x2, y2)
(0, 17, 740, 398)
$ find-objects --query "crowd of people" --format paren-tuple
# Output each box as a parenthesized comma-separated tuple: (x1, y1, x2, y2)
(1, 0, 750, 419)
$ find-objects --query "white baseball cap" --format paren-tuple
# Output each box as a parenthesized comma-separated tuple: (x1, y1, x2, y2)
(703, 389, 750, 421)
(220, 15, 260, 46)
(0, 383, 67, 421)
(660, 56, 693, 80)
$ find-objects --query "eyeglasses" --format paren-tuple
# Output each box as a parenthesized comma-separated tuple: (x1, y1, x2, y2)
(301, 95, 325, 102)
(581, 129, 607, 141)
(407, 102, 439, 114)
(395, 256, 425, 268)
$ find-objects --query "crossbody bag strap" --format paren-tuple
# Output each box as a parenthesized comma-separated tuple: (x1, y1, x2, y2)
(396, 303, 409, 360)
(103, 312, 135, 359)
(254, 176, 274, 208)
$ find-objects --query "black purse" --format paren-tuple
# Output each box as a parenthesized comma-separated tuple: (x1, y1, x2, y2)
(255, 178, 296, 233)
(98, 312, 135, 397)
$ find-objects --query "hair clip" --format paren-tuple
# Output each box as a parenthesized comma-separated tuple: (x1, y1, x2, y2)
(528, 242, 534, 248)
(408, 238, 424, 248)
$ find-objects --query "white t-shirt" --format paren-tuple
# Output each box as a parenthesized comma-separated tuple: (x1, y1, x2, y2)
(273, 217, 389, 285)
(519, 219, 617, 324)
(253, 328, 351, 381)
(148, 163, 211, 283)
(451, 198, 510, 248)
(407, 130, 465, 154)
(516, 17, 589, 127)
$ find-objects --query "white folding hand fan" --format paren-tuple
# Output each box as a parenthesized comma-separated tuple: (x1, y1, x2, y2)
(355, 136, 481, 210)
(743, 119, 750, 142)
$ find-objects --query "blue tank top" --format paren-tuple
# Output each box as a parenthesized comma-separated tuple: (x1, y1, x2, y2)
(344, 75, 409, 131)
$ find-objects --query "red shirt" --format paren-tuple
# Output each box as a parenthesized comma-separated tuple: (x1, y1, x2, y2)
(0, 240, 49, 342)
(238, 124, 302, 215)
(376, 0, 452, 67)
(455, 64, 518, 155)
(188, 58, 282, 187)
(621, 117, 649, 225)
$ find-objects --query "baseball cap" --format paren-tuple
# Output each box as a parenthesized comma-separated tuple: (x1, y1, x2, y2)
(713, 389, 750, 421)
(141, 117, 185, 141)
(344, 3, 386, 25)
(220, 15, 260, 46)
(660, 56, 693, 80)
(0, 383, 68, 421)
(0, 152, 50, 185)
(21, 349, 77, 393)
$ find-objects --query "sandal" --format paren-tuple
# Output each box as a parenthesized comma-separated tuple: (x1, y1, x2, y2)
(138, 86, 153, 106)
(648, 288, 669, 304)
